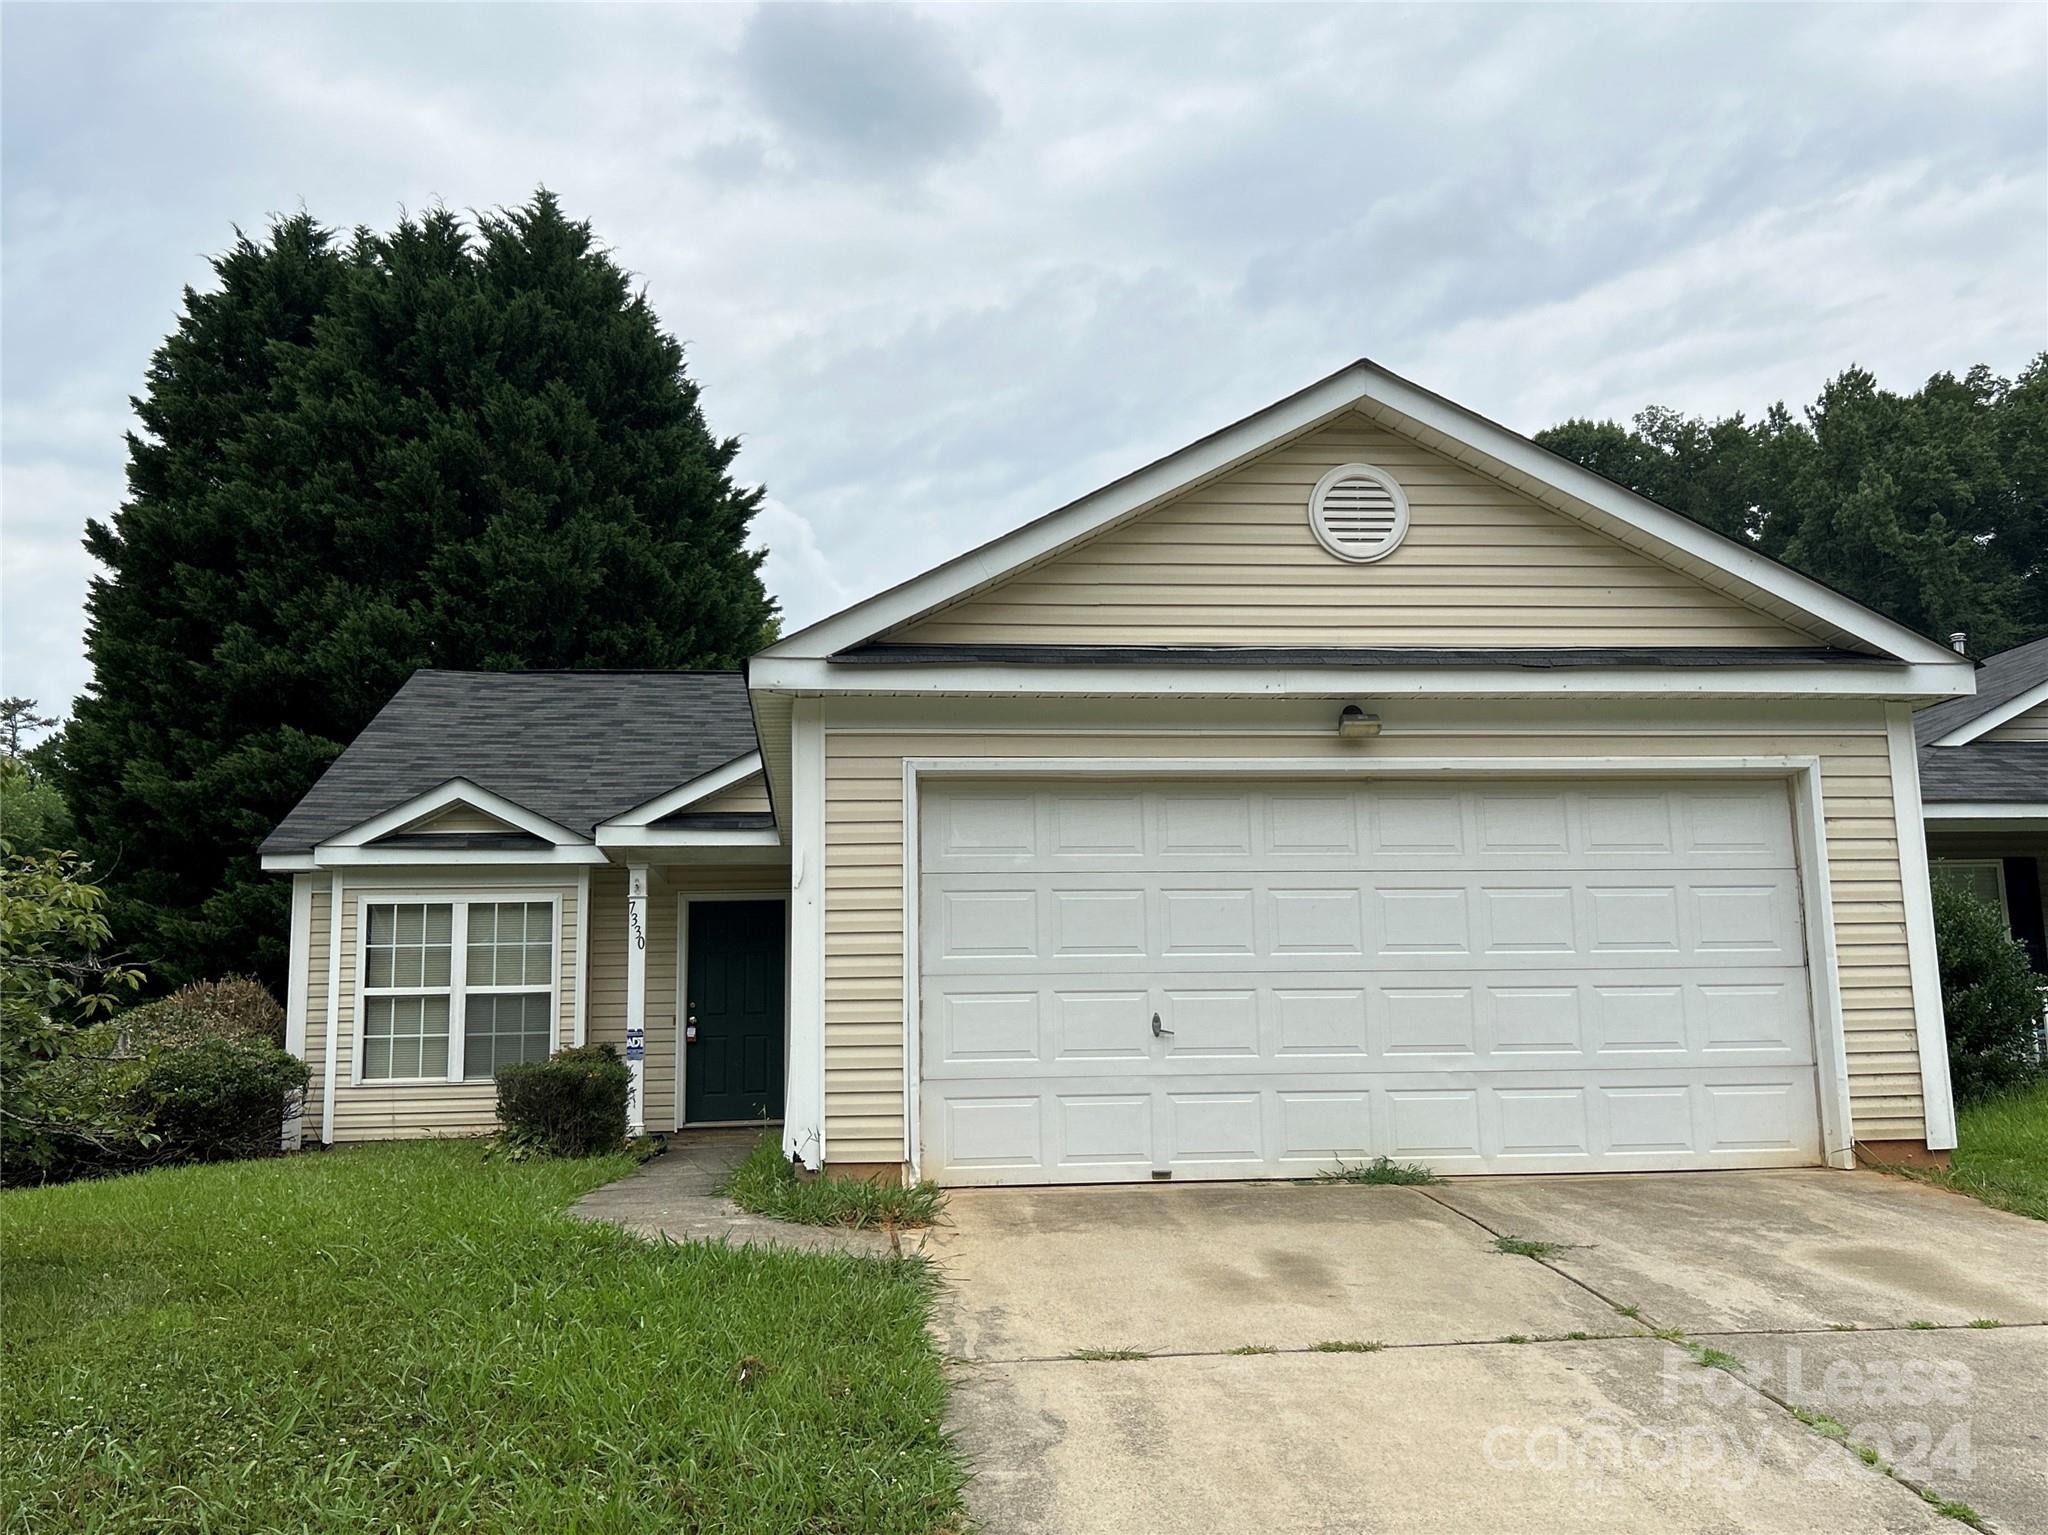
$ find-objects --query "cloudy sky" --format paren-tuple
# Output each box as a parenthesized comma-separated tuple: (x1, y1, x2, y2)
(3, 2, 2044, 715)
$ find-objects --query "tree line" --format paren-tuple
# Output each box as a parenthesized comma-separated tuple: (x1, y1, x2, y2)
(7, 189, 2043, 997)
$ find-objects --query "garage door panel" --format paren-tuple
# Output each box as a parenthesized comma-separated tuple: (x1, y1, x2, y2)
(920, 1068, 1823, 1185)
(919, 780, 1822, 1183)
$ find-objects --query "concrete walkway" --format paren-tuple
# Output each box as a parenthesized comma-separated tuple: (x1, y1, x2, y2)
(929, 1171, 2048, 1535)
(569, 1129, 925, 1257)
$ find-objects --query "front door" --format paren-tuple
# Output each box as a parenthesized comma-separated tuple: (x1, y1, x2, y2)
(684, 899, 786, 1124)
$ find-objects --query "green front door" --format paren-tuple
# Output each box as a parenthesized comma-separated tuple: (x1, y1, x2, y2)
(684, 900, 786, 1124)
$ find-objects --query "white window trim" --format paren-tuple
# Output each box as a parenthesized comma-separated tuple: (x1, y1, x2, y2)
(895, 753, 1858, 1181)
(1930, 859, 2012, 923)
(350, 890, 563, 1088)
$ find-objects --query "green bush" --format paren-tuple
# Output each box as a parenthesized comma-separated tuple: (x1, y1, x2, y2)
(7, 979, 303, 1186)
(1932, 879, 2045, 1105)
(135, 1038, 308, 1164)
(119, 976, 284, 1050)
(495, 1044, 630, 1157)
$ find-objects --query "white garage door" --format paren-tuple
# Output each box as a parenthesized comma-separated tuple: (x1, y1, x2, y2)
(917, 779, 1823, 1185)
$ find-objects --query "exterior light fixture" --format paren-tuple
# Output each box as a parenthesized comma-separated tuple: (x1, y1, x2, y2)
(1337, 704, 1381, 739)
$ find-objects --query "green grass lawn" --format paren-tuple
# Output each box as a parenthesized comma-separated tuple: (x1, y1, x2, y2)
(724, 1136, 945, 1231)
(1, 1141, 964, 1534)
(1889, 1080, 2048, 1221)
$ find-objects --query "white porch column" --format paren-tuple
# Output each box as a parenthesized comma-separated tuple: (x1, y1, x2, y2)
(625, 862, 650, 1136)
(783, 697, 827, 1170)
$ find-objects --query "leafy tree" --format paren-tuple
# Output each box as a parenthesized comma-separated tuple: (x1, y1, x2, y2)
(0, 698, 58, 756)
(62, 192, 778, 988)
(1930, 879, 2044, 1105)
(1539, 358, 2048, 650)
(0, 844, 146, 1176)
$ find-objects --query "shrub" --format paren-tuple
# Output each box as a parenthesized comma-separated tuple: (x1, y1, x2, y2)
(1932, 879, 2045, 1104)
(5, 977, 301, 1186)
(119, 976, 284, 1051)
(134, 1038, 309, 1164)
(495, 1044, 630, 1157)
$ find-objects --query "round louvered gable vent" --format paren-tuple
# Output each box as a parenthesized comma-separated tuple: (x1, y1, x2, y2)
(1308, 463, 1410, 562)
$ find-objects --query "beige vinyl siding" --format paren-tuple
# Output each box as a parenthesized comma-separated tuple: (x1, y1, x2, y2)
(395, 803, 518, 836)
(307, 877, 580, 1143)
(889, 416, 1819, 649)
(821, 716, 1926, 1166)
(1982, 699, 2048, 742)
(583, 862, 791, 1131)
(691, 772, 773, 815)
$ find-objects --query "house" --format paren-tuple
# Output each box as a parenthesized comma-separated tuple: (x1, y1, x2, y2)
(1916, 636, 2048, 973)
(261, 360, 1979, 1182)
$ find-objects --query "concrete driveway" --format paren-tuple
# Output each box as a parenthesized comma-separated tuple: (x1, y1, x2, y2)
(926, 1172, 2047, 1535)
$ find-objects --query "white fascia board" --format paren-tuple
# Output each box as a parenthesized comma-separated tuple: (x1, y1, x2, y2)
(309, 844, 608, 868)
(754, 357, 1964, 667)
(1923, 802, 2048, 820)
(1930, 676, 2048, 746)
(755, 367, 1375, 660)
(262, 852, 320, 872)
(598, 751, 766, 831)
(748, 656, 1975, 702)
(1356, 367, 1966, 667)
(593, 827, 784, 852)
(324, 778, 584, 848)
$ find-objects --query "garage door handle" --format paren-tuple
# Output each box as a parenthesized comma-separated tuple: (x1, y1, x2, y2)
(1152, 1012, 1172, 1037)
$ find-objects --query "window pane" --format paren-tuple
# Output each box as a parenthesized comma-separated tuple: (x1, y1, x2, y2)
(423, 943, 452, 988)
(368, 905, 396, 946)
(395, 904, 423, 945)
(468, 902, 552, 992)
(361, 986, 450, 1080)
(463, 991, 552, 1080)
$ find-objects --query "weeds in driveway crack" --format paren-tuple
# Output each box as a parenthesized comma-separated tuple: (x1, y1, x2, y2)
(1313, 1156, 1440, 1186)
(1966, 1318, 2002, 1329)
(1226, 1344, 1276, 1356)
(1067, 1347, 1150, 1362)
(1612, 1302, 1642, 1320)
(1907, 1319, 1937, 1330)
(1493, 1234, 1577, 1259)
(1309, 1340, 1384, 1353)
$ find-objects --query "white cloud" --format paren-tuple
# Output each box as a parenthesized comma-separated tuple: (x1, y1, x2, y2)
(2, 1, 2043, 713)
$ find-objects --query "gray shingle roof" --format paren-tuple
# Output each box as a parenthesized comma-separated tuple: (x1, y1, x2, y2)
(262, 670, 759, 854)
(1915, 638, 2048, 807)
(1914, 636, 2048, 744)
(1918, 745, 2048, 804)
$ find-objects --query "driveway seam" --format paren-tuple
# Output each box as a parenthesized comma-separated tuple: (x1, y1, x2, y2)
(1416, 1184, 2006, 1533)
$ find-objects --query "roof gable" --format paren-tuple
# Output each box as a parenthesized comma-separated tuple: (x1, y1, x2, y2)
(760, 359, 1964, 667)
(262, 670, 760, 856)
(885, 413, 1818, 650)
(1917, 636, 2048, 746)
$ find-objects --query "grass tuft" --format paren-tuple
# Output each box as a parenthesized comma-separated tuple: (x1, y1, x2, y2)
(1565, 1331, 1590, 1340)
(1068, 1347, 1151, 1362)
(1693, 1346, 1745, 1373)
(724, 1135, 945, 1230)
(1966, 1318, 2002, 1329)
(1499, 1334, 1532, 1344)
(1314, 1156, 1440, 1186)
(0, 1140, 963, 1534)
(1613, 1302, 1642, 1320)
(1920, 1488, 1981, 1524)
(1871, 1080, 2048, 1221)
(1226, 1344, 1277, 1356)
(1494, 1234, 1573, 1259)
(1907, 1319, 1937, 1330)
(1309, 1339, 1385, 1353)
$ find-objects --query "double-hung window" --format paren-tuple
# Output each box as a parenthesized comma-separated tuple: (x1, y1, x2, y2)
(358, 897, 556, 1082)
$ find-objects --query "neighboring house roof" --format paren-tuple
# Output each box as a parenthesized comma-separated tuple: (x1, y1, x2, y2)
(1916, 637, 2048, 807)
(262, 670, 758, 854)
(1919, 744, 2048, 804)
(1914, 636, 2048, 747)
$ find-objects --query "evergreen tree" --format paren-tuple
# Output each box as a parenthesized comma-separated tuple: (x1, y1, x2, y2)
(63, 193, 777, 988)
(1538, 358, 2048, 650)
